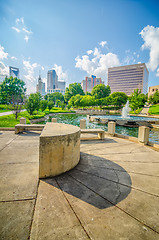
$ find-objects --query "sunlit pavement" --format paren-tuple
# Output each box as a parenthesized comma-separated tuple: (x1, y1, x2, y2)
(0, 131, 159, 239)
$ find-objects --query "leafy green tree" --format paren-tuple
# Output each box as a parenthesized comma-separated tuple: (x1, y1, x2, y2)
(91, 84, 111, 99)
(40, 100, 48, 112)
(44, 92, 64, 104)
(0, 76, 26, 119)
(109, 92, 128, 108)
(129, 89, 147, 112)
(149, 90, 159, 104)
(64, 83, 85, 103)
(48, 101, 54, 110)
(80, 95, 96, 107)
(55, 99, 61, 107)
(69, 94, 83, 108)
(25, 93, 42, 115)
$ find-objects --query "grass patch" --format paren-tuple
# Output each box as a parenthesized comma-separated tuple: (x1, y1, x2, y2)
(129, 108, 143, 114)
(148, 104, 159, 115)
(0, 112, 30, 128)
(0, 108, 75, 127)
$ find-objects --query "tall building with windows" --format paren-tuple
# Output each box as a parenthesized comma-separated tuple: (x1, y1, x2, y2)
(47, 69, 58, 91)
(9, 66, 19, 78)
(81, 75, 103, 93)
(47, 69, 66, 95)
(36, 75, 45, 96)
(108, 63, 149, 95)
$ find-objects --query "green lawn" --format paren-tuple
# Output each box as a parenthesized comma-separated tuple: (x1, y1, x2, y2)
(148, 104, 159, 115)
(0, 108, 75, 127)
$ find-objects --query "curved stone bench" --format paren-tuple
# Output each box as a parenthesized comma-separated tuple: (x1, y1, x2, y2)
(39, 122, 81, 178)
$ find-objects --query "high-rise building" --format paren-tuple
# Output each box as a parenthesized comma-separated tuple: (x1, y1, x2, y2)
(47, 70, 58, 91)
(9, 66, 19, 78)
(108, 63, 149, 95)
(81, 75, 103, 93)
(47, 69, 66, 95)
(36, 75, 45, 96)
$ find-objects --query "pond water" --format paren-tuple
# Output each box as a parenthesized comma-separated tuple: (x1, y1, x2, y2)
(41, 114, 159, 144)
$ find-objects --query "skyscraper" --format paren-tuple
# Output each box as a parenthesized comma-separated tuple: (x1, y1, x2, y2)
(9, 66, 19, 78)
(36, 75, 45, 96)
(47, 70, 58, 91)
(108, 63, 149, 95)
(81, 75, 103, 93)
(47, 70, 66, 95)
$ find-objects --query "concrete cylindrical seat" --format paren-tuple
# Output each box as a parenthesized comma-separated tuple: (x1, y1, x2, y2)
(39, 123, 81, 178)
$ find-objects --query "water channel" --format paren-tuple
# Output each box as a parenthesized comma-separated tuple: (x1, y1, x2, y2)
(39, 113, 159, 144)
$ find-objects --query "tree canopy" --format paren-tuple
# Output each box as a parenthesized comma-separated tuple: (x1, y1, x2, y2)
(64, 83, 85, 103)
(0, 76, 26, 104)
(149, 90, 159, 104)
(91, 84, 111, 99)
(129, 89, 147, 112)
(44, 92, 64, 104)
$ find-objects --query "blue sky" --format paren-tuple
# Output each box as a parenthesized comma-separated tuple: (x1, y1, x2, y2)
(0, 0, 159, 93)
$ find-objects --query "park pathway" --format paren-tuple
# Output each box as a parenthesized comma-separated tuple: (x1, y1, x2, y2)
(0, 131, 159, 239)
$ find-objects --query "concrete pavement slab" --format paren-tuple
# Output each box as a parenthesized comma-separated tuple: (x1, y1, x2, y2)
(30, 180, 89, 240)
(0, 200, 35, 240)
(0, 162, 39, 201)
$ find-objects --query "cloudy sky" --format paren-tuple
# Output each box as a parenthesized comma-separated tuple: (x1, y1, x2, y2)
(0, 0, 159, 94)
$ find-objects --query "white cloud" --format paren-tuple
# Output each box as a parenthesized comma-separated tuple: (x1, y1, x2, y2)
(23, 60, 39, 93)
(0, 61, 9, 75)
(22, 27, 32, 34)
(11, 56, 17, 60)
(0, 45, 8, 60)
(140, 25, 159, 72)
(99, 41, 107, 47)
(87, 50, 93, 55)
(53, 64, 68, 80)
(24, 36, 29, 42)
(75, 46, 120, 81)
(12, 26, 21, 33)
(156, 68, 159, 77)
(12, 17, 32, 43)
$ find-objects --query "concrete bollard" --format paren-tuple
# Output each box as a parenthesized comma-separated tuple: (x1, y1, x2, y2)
(108, 121, 116, 136)
(80, 119, 86, 129)
(138, 126, 149, 145)
(20, 117, 26, 124)
(52, 118, 57, 123)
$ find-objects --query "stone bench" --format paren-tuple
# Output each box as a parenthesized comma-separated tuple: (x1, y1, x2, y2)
(39, 122, 81, 178)
(81, 128, 105, 140)
(15, 124, 45, 134)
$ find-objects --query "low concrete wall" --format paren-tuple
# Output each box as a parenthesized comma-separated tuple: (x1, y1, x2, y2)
(39, 123, 81, 178)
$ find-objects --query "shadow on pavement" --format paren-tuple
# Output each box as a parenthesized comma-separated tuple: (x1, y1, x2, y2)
(42, 153, 132, 209)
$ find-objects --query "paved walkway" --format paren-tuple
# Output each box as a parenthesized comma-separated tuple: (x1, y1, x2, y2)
(0, 131, 159, 239)
(0, 109, 26, 116)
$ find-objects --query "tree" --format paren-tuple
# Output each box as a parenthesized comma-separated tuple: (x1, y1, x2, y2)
(0, 76, 26, 119)
(64, 83, 85, 103)
(40, 100, 48, 112)
(44, 92, 64, 104)
(129, 89, 147, 112)
(109, 92, 128, 108)
(48, 101, 54, 110)
(69, 94, 83, 108)
(25, 93, 42, 115)
(149, 90, 159, 104)
(91, 84, 111, 99)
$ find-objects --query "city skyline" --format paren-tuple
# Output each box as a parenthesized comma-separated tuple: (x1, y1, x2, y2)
(0, 0, 159, 94)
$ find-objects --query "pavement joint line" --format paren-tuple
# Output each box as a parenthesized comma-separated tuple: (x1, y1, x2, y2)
(55, 178, 92, 240)
(0, 162, 38, 165)
(0, 197, 36, 203)
(28, 179, 40, 240)
(82, 151, 150, 155)
(67, 173, 159, 235)
(0, 135, 19, 153)
(79, 163, 159, 178)
(75, 168, 159, 198)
